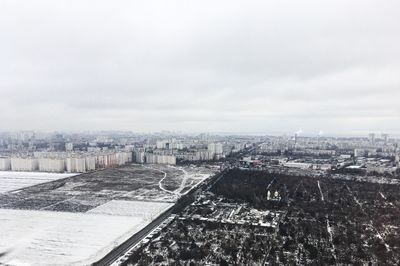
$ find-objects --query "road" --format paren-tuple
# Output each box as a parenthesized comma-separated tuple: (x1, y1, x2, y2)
(92, 203, 175, 266)
(92, 170, 226, 266)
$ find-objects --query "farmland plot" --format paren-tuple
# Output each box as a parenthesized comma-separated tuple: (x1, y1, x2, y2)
(88, 200, 172, 218)
(0, 165, 214, 211)
(0, 171, 77, 194)
(0, 165, 215, 265)
(0, 209, 151, 266)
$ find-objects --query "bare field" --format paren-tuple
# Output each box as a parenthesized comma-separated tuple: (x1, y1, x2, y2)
(0, 164, 215, 266)
(0, 171, 77, 194)
(0, 164, 215, 212)
(0, 208, 155, 266)
(88, 200, 172, 218)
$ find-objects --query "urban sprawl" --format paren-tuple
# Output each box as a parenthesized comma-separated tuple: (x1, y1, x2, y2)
(0, 131, 400, 265)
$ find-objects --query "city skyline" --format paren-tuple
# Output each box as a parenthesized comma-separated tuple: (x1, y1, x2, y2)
(0, 130, 399, 139)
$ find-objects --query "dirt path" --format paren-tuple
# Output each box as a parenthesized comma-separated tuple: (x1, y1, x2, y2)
(345, 184, 391, 252)
(317, 180, 324, 201)
(142, 165, 176, 196)
(172, 166, 188, 195)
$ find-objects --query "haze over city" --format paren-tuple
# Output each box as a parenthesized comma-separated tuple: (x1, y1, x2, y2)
(1, 0, 399, 136)
(2, 1, 400, 265)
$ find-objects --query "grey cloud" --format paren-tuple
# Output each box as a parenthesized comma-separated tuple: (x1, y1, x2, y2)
(0, 0, 399, 135)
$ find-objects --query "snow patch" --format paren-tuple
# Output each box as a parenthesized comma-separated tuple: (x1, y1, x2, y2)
(88, 200, 172, 219)
(0, 209, 150, 266)
(0, 171, 77, 193)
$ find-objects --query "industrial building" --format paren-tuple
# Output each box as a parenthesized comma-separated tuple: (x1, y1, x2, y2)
(283, 161, 312, 169)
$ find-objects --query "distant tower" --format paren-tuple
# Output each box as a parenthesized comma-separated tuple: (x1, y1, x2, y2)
(382, 133, 389, 144)
(294, 133, 297, 150)
(369, 133, 375, 144)
(65, 142, 74, 152)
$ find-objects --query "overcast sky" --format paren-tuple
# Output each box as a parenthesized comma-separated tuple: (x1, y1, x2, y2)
(0, 0, 399, 136)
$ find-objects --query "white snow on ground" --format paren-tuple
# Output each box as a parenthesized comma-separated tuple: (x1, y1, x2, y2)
(0, 208, 152, 266)
(168, 165, 212, 196)
(345, 184, 391, 252)
(0, 171, 77, 193)
(326, 215, 337, 260)
(317, 181, 324, 201)
(155, 169, 175, 195)
(0, 167, 213, 265)
(379, 192, 394, 206)
(177, 168, 188, 192)
(146, 165, 212, 198)
(88, 200, 172, 220)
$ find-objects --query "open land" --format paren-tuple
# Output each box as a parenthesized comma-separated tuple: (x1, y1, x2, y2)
(0, 164, 214, 212)
(0, 164, 215, 266)
(0, 171, 77, 194)
(0, 208, 151, 266)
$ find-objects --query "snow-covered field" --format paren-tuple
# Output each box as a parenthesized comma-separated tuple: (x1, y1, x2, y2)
(0, 166, 215, 265)
(0, 171, 77, 193)
(0, 200, 170, 266)
(88, 200, 172, 219)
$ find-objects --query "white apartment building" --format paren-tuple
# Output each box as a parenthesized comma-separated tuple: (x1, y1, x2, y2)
(116, 152, 133, 165)
(38, 158, 65, 173)
(11, 157, 39, 171)
(0, 157, 11, 170)
(145, 154, 176, 165)
(134, 150, 146, 163)
(65, 142, 74, 152)
(66, 157, 86, 173)
(85, 156, 96, 171)
(208, 143, 223, 155)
